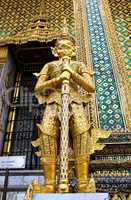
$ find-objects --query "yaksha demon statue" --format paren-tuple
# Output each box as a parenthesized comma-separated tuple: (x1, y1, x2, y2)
(31, 27, 111, 194)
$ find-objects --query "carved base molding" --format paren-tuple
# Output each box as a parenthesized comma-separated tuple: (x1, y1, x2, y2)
(110, 193, 131, 200)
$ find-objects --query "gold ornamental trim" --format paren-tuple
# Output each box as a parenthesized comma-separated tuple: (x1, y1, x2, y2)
(0, 24, 59, 46)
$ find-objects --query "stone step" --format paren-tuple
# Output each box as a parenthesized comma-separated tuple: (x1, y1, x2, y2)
(32, 193, 109, 200)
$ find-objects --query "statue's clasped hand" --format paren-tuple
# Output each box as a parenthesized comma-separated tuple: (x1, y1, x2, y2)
(60, 65, 74, 81)
(62, 65, 73, 74)
(60, 71, 71, 81)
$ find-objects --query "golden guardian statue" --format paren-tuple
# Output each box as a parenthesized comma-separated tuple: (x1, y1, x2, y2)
(30, 24, 111, 194)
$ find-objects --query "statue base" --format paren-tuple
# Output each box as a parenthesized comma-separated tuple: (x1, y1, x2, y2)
(31, 193, 109, 200)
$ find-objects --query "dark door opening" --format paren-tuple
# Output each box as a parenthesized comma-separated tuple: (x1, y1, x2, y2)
(3, 41, 56, 169)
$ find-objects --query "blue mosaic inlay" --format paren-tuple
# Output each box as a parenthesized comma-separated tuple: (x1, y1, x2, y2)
(86, 0, 125, 130)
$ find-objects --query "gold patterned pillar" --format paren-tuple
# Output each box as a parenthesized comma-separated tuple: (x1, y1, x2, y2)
(0, 47, 8, 154)
(73, 0, 98, 128)
(0, 47, 8, 65)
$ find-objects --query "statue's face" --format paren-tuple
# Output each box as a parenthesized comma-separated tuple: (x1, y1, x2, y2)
(55, 39, 75, 58)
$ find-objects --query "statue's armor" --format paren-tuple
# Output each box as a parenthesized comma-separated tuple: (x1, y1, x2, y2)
(32, 59, 110, 193)
(36, 61, 90, 105)
(35, 60, 91, 160)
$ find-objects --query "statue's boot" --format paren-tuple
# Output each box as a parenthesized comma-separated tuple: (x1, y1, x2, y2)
(41, 158, 56, 193)
(75, 158, 96, 192)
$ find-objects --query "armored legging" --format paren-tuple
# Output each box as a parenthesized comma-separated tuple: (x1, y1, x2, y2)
(38, 102, 90, 160)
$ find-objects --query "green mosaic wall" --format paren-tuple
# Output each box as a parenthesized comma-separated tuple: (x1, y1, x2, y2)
(86, 0, 125, 130)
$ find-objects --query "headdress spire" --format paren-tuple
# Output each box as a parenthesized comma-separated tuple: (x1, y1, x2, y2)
(58, 17, 75, 44)
(62, 18, 69, 36)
